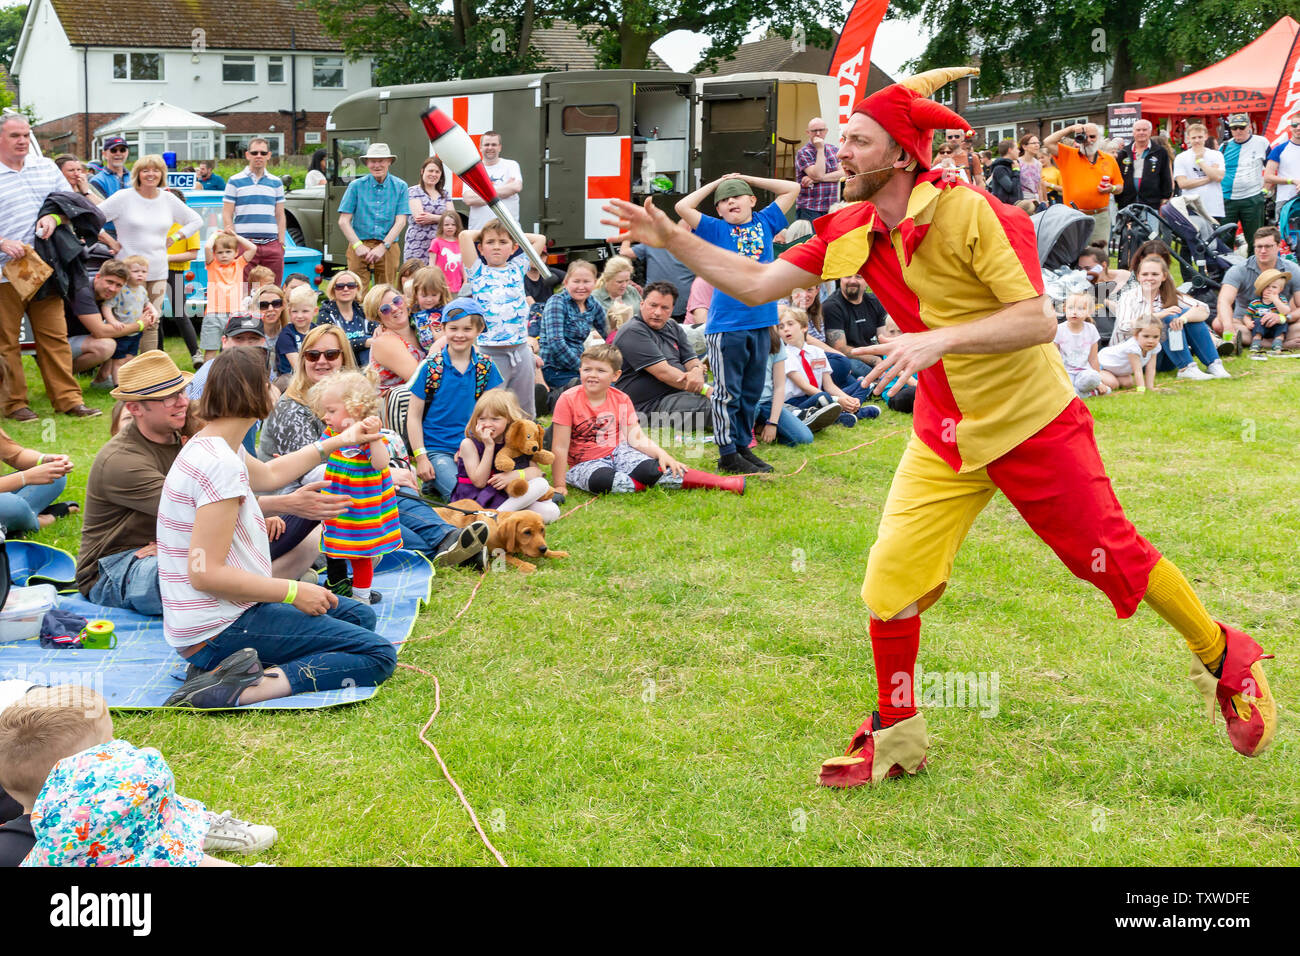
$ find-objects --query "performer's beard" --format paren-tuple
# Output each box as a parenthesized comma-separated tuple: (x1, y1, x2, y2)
(843, 165, 898, 202)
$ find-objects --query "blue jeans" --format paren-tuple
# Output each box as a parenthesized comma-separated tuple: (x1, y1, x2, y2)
(542, 367, 578, 391)
(184, 598, 395, 696)
(86, 548, 163, 616)
(395, 489, 456, 553)
(423, 451, 459, 501)
(1155, 313, 1218, 371)
(0, 474, 66, 534)
(706, 327, 771, 456)
(826, 350, 873, 388)
(754, 401, 813, 445)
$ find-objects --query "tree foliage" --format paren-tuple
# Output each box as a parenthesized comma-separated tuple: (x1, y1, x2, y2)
(0, 5, 27, 71)
(886, 0, 1296, 104)
(303, 0, 845, 81)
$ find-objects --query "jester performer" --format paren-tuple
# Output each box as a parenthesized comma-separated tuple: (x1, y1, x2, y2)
(603, 67, 1276, 787)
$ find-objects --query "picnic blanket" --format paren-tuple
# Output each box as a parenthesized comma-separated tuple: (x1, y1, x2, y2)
(0, 547, 434, 710)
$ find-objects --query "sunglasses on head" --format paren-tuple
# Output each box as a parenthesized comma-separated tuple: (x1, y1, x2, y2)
(378, 295, 405, 316)
(333, 281, 358, 290)
(303, 349, 343, 362)
(259, 299, 283, 309)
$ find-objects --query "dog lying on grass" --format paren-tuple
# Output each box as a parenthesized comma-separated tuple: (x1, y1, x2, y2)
(433, 506, 568, 573)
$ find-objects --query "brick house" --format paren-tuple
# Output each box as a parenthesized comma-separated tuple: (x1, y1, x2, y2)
(937, 65, 1115, 149)
(11, 0, 374, 160)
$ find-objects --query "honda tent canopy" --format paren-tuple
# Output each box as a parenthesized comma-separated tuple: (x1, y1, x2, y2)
(1125, 16, 1298, 125)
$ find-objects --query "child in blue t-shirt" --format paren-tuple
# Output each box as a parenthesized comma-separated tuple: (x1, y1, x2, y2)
(675, 173, 799, 475)
(406, 297, 504, 501)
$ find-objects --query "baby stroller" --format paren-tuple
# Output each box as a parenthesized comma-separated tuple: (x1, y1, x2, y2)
(1157, 197, 1246, 321)
(1279, 196, 1300, 262)
(1032, 204, 1117, 342)
(1109, 203, 1165, 271)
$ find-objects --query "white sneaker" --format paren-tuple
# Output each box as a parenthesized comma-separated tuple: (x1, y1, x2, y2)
(1176, 365, 1214, 381)
(1206, 359, 1231, 379)
(204, 810, 278, 854)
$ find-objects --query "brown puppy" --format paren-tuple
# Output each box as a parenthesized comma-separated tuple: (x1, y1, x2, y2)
(433, 507, 568, 573)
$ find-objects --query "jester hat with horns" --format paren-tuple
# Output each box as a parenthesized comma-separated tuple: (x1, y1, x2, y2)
(851, 67, 980, 171)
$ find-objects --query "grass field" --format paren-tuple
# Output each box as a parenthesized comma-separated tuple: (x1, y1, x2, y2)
(13, 343, 1299, 866)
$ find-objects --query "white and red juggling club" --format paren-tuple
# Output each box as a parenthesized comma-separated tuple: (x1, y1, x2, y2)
(421, 107, 550, 273)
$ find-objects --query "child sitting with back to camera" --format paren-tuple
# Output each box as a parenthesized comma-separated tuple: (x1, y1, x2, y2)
(410, 265, 449, 353)
(1244, 269, 1290, 356)
(778, 307, 880, 427)
(0, 684, 276, 867)
(550, 343, 743, 496)
(1098, 315, 1163, 393)
(451, 387, 560, 522)
(308, 368, 403, 604)
(1054, 291, 1109, 397)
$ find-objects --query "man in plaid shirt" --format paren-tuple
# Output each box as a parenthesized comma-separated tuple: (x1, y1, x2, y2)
(795, 117, 845, 222)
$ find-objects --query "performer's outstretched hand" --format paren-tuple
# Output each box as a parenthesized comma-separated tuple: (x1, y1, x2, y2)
(601, 197, 679, 248)
(854, 332, 948, 395)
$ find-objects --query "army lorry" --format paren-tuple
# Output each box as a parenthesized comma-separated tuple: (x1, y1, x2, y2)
(695, 72, 842, 206)
(284, 70, 696, 267)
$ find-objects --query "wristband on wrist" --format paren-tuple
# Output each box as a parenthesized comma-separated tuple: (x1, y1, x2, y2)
(413, 447, 427, 458)
(50, 214, 62, 226)
(353, 241, 365, 252)
(137, 320, 145, 332)
(314, 440, 328, 464)
(18, 471, 25, 487)
(517, 469, 526, 481)
(1136, 385, 1146, 392)
(283, 580, 298, 604)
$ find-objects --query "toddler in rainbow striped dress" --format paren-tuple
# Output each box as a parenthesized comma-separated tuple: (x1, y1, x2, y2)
(308, 368, 402, 604)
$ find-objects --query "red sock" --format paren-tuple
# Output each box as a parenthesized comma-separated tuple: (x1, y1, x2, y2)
(870, 615, 921, 727)
(350, 558, 373, 589)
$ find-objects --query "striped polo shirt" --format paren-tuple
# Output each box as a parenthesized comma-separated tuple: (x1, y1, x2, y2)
(0, 153, 64, 282)
(223, 166, 285, 243)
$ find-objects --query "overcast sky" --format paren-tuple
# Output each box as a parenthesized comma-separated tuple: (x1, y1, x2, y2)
(652, 16, 931, 78)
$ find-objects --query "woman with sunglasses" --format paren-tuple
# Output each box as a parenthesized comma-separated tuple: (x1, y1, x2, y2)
(316, 271, 372, 365)
(366, 284, 425, 393)
(260, 324, 488, 564)
(252, 284, 288, 360)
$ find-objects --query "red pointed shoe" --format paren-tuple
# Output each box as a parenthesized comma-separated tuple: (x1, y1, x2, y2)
(1188, 623, 1277, 757)
(818, 712, 929, 788)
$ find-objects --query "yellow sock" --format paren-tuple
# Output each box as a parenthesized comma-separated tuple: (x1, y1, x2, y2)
(1143, 557, 1226, 667)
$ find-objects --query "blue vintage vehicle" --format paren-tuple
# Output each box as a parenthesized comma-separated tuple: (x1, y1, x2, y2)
(166, 189, 324, 319)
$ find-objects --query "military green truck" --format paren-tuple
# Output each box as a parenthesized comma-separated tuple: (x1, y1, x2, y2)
(284, 70, 697, 266)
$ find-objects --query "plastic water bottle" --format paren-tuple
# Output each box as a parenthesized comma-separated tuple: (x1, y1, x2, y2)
(1168, 325, 1185, 352)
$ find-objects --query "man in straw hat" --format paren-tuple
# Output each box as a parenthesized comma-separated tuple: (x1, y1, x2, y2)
(603, 67, 1276, 786)
(76, 350, 348, 614)
(337, 142, 408, 289)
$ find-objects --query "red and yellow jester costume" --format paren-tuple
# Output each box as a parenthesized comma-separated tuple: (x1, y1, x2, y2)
(778, 69, 1276, 787)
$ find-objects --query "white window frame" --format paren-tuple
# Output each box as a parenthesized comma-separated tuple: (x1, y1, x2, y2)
(934, 82, 954, 105)
(1050, 116, 1090, 133)
(1065, 66, 1105, 94)
(112, 51, 165, 82)
(267, 56, 286, 84)
(968, 75, 985, 103)
(985, 126, 1016, 148)
(223, 133, 284, 159)
(312, 56, 344, 90)
(222, 54, 257, 84)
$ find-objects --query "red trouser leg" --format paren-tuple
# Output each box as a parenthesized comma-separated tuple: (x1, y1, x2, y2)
(871, 615, 921, 727)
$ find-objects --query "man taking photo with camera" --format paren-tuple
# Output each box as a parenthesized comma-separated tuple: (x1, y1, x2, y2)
(1044, 122, 1123, 244)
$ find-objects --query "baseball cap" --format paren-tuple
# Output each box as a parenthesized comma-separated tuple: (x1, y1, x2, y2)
(714, 178, 755, 204)
(223, 313, 267, 339)
(103, 136, 128, 151)
(1227, 113, 1250, 128)
(442, 297, 485, 325)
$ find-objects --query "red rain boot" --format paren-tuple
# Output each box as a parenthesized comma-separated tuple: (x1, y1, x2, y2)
(680, 469, 745, 495)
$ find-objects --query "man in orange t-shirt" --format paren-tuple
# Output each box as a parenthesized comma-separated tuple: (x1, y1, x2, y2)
(604, 70, 1276, 787)
(1044, 122, 1122, 244)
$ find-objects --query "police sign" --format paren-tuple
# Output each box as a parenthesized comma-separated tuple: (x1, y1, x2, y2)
(166, 172, 196, 189)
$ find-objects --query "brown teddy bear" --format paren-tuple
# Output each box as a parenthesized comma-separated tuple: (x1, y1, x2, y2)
(494, 419, 556, 499)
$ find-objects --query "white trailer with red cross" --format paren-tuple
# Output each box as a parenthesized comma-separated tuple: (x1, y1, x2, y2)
(286, 70, 697, 266)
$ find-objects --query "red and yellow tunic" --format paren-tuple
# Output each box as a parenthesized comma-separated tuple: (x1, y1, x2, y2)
(780, 171, 1075, 474)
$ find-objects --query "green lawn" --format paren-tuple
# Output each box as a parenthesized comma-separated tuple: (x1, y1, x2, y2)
(14, 344, 1299, 866)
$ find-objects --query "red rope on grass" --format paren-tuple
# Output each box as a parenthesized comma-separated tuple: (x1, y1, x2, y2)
(398, 661, 509, 867)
